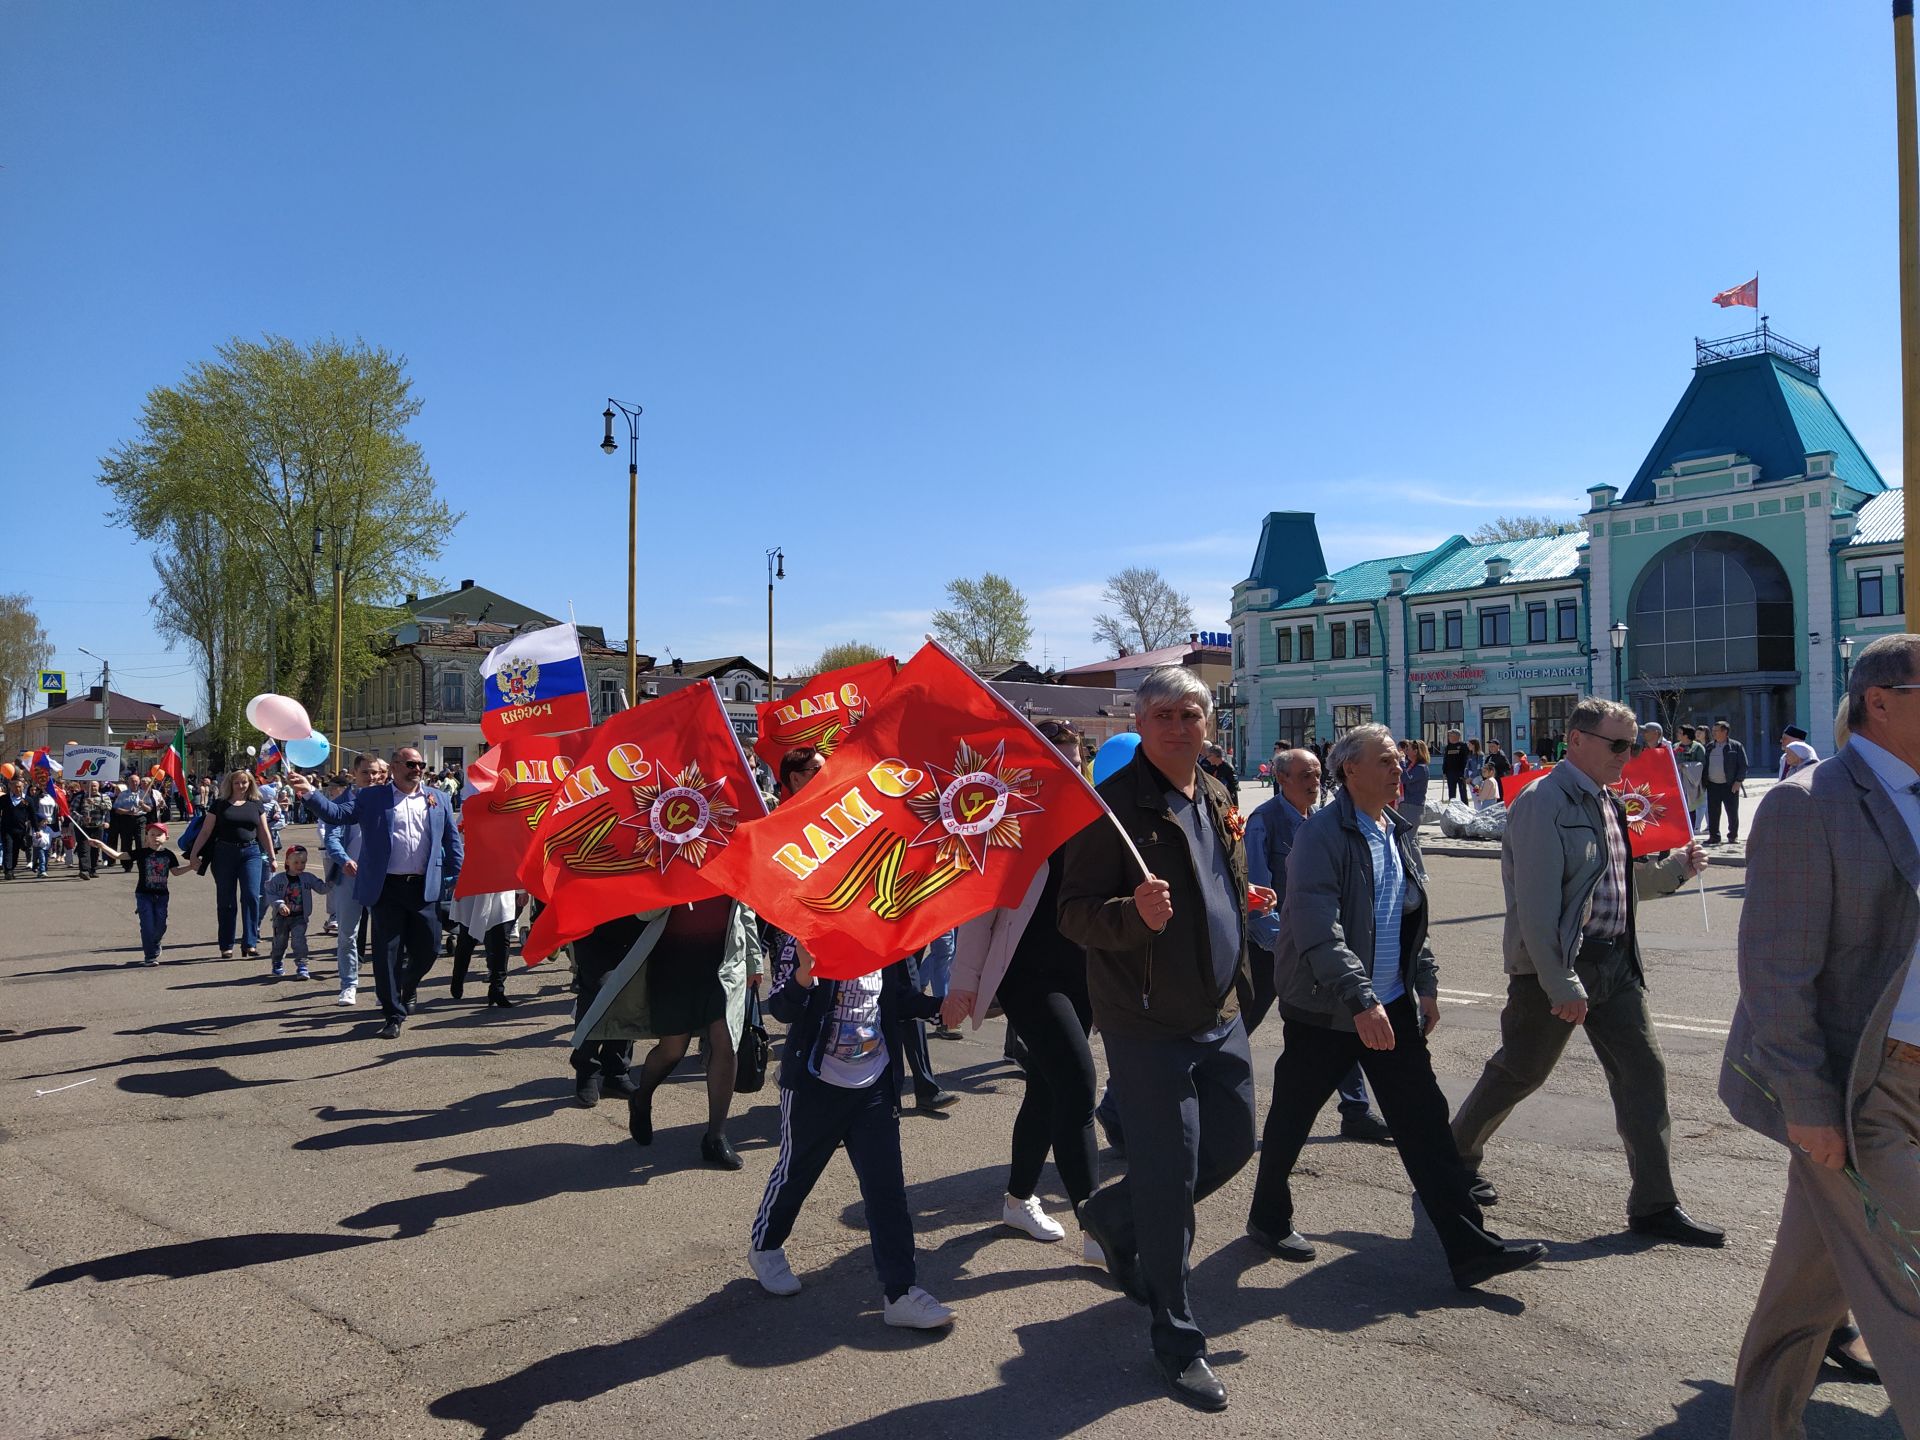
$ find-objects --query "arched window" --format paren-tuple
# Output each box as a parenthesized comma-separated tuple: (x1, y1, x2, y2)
(1629, 534, 1794, 680)
(734, 681, 752, 703)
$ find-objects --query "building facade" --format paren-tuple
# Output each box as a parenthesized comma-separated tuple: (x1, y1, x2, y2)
(9, 687, 189, 767)
(1230, 327, 1896, 776)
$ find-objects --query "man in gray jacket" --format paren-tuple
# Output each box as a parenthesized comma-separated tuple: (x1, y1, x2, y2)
(1723, 634, 1920, 1431)
(1450, 697, 1718, 1245)
(1245, 724, 1545, 1290)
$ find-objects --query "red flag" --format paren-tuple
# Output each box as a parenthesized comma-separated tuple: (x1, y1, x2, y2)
(752, 656, 899, 772)
(518, 683, 767, 963)
(705, 642, 1106, 981)
(454, 729, 591, 899)
(1616, 746, 1694, 856)
(1499, 767, 1549, 807)
(162, 720, 193, 818)
(1711, 276, 1759, 309)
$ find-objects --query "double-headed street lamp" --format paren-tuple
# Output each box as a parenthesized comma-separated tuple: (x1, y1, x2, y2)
(766, 547, 786, 689)
(1609, 620, 1629, 703)
(601, 400, 644, 702)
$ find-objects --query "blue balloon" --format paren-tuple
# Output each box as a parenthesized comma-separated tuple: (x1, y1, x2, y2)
(1091, 732, 1141, 785)
(284, 731, 331, 769)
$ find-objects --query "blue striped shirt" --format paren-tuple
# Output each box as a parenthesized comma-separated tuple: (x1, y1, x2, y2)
(1354, 810, 1406, 1005)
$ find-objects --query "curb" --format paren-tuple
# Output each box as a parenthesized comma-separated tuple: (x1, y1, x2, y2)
(1419, 839, 1748, 871)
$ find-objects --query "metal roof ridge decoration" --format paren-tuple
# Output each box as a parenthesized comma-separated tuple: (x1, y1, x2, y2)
(1694, 320, 1818, 378)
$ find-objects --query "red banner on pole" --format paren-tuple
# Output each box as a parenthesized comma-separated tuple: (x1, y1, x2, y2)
(454, 729, 591, 899)
(1502, 751, 1693, 856)
(752, 656, 899, 772)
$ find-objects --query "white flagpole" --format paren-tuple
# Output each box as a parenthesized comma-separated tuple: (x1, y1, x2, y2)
(703, 678, 772, 820)
(1664, 744, 1710, 933)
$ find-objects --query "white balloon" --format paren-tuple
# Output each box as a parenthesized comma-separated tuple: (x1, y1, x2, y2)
(246, 745, 258, 757)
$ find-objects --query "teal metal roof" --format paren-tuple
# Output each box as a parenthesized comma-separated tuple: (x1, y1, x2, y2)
(1846, 490, 1906, 548)
(1273, 539, 1459, 610)
(1624, 353, 1886, 502)
(1403, 531, 1585, 595)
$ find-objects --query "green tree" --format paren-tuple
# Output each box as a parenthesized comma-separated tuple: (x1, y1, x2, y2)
(0, 592, 53, 727)
(805, 640, 887, 675)
(932, 573, 1032, 668)
(1468, 515, 1580, 543)
(98, 335, 459, 754)
(1092, 566, 1195, 656)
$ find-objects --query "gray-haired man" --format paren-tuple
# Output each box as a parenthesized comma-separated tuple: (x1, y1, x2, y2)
(1450, 697, 1719, 1246)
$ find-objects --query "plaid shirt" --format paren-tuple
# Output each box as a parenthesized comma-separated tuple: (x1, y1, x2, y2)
(1583, 788, 1630, 941)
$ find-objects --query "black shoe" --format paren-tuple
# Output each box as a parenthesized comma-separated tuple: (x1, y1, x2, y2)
(1628, 1204, 1725, 1248)
(376, 1021, 402, 1040)
(1339, 1111, 1394, 1145)
(1824, 1323, 1881, 1384)
(1245, 1222, 1317, 1262)
(1153, 1353, 1227, 1413)
(701, 1132, 743, 1170)
(449, 976, 465, 1001)
(914, 1088, 958, 1112)
(1705, 836, 1721, 846)
(574, 1072, 604, 1109)
(1076, 1204, 1147, 1306)
(1468, 1176, 1499, 1207)
(1452, 1242, 1547, 1291)
(600, 1071, 638, 1099)
(628, 1089, 654, 1146)
(486, 986, 513, 1008)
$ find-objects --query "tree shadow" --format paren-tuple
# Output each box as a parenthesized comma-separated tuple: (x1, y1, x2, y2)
(28, 1230, 382, 1289)
(1645, 1377, 1901, 1437)
(294, 1082, 570, 1152)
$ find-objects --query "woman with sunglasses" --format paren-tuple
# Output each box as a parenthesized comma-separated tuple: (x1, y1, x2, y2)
(187, 769, 277, 958)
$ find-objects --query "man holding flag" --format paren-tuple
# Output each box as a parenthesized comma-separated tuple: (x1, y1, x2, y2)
(1450, 697, 1722, 1247)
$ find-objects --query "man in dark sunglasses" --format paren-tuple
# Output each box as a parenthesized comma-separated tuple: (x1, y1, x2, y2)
(1451, 696, 1722, 1249)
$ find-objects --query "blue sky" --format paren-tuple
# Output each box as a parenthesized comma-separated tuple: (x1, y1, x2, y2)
(0, 1, 1903, 722)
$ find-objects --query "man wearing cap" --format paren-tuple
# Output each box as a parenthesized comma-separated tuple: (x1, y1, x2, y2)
(1703, 719, 1750, 846)
(1778, 725, 1818, 780)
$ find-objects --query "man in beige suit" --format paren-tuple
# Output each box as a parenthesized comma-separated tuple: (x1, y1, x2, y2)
(1724, 633, 1920, 1433)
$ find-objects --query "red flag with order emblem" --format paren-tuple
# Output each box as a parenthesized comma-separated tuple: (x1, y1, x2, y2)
(752, 656, 899, 772)
(706, 641, 1106, 981)
(454, 729, 591, 899)
(1499, 767, 1550, 807)
(1615, 745, 1694, 857)
(518, 683, 767, 963)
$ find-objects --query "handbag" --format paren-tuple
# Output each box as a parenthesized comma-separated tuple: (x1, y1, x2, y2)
(178, 809, 207, 872)
(735, 986, 771, 1094)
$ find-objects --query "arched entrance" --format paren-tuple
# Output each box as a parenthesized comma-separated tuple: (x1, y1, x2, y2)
(1627, 533, 1797, 771)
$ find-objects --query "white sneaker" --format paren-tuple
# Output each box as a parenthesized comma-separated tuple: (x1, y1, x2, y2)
(1002, 1193, 1066, 1242)
(749, 1246, 802, 1296)
(336, 986, 358, 1007)
(883, 1286, 955, 1329)
(1082, 1231, 1106, 1266)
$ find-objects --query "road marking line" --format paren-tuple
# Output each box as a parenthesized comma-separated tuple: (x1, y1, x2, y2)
(1438, 991, 1729, 1036)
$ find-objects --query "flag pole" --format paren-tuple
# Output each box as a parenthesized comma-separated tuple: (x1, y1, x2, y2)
(1665, 745, 1710, 932)
(921, 635, 1154, 882)
(703, 678, 773, 821)
(1896, 0, 1920, 628)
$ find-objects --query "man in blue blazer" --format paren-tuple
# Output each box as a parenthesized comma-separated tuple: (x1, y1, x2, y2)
(292, 745, 462, 1038)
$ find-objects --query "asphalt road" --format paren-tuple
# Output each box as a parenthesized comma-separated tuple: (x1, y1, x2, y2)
(0, 833, 1901, 1439)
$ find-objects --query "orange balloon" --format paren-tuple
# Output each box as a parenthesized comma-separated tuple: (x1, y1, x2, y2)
(0, 764, 12, 779)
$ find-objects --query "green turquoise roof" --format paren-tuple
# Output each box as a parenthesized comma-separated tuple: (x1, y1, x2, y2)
(1845, 490, 1906, 548)
(1405, 531, 1586, 595)
(1272, 538, 1463, 610)
(1246, 511, 1330, 595)
(1624, 353, 1885, 502)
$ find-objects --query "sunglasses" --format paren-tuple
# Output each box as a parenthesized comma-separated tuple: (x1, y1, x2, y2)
(401, 760, 427, 770)
(1575, 729, 1635, 755)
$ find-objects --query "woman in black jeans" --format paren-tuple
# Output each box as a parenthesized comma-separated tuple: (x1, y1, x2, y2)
(944, 719, 1098, 1250)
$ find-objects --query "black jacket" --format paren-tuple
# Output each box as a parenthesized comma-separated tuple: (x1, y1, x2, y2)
(1706, 739, 1750, 786)
(765, 937, 939, 1104)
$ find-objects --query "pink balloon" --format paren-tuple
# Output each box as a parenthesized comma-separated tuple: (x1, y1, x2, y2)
(248, 693, 312, 742)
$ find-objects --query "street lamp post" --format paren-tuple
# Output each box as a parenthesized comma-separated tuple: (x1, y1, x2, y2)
(316, 525, 344, 756)
(766, 548, 785, 690)
(601, 400, 644, 703)
(77, 646, 110, 746)
(1609, 620, 1629, 704)
(1840, 633, 1855, 687)
(1417, 681, 1428, 747)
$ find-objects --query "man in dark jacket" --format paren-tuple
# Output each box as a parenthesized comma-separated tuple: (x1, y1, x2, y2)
(0, 776, 32, 879)
(1246, 723, 1546, 1290)
(1703, 719, 1750, 844)
(1199, 743, 1238, 805)
(1441, 729, 1471, 803)
(1058, 667, 1257, 1413)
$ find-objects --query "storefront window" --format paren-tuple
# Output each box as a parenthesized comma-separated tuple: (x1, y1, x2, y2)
(1421, 699, 1464, 751)
(1529, 695, 1576, 759)
(1480, 705, 1511, 753)
(1629, 533, 1794, 680)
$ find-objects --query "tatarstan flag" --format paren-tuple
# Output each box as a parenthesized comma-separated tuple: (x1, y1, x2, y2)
(454, 728, 591, 899)
(518, 683, 767, 963)
(161, 721, 192, 817)
(706, 641, 1106, 981)
(752, 656, 899, 772)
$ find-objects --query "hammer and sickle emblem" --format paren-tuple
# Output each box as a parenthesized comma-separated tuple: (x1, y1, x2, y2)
(665, 800, 696, 830)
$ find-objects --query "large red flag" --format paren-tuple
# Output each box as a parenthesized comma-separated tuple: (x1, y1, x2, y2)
(518, 683, 767, 963)
(1499, 767, 1549, 807)
(1616, 745, 1694, 856)
(454, 729, 591, 898)
(752, 656, 899, 772)
(706, 642, 1106, 981)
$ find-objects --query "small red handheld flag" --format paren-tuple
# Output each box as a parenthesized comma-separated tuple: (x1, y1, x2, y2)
(706, 642, 1106, 981)
(1616, 746, 1694, 857)
(1499, 768, 1549, 807)
(752, 656, 899, 772)
(454, 728, 591, 899)
(518, 684, 767, 963)
(1711, 276, 1759, 310)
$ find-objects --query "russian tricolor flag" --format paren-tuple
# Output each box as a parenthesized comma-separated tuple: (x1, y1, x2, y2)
(255, 740, 284, 776)
(481, 622, 594, 744)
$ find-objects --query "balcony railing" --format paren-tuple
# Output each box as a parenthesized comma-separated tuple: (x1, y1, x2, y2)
(1694, 321, 1819, 377)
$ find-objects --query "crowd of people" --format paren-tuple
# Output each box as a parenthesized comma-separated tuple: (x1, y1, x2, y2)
(9, 645, 1916, 1428)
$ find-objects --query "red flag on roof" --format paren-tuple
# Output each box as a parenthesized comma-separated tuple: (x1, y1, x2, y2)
(1711, 276, 1759, 309)
(705, 642, 1106, 981)
(454, 728, 591, 899)
(517, 683, 767, 963)
(752, 656, 899, 772)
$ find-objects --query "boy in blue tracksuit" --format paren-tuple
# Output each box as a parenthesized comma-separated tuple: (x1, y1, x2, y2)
(747, 925, 955, 1330)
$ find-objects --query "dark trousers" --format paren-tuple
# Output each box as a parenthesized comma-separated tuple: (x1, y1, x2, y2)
(452, 921, 511, 991)
(752, 1074, 915, 1298)
(1245, 949, 1373, 1116)
(1250, 996, 1502, 1268)
(998, 977, 1098, 1206)
(1445, 774, 1469, 803)
(569, 926, 633, 1079)
(110, 812, 141, 869)
(210, 841, 264, 951)
(1081, 1020, 1256, 1360)
(2, 832, 22, 876)
(899, 951, 942, 1100)
(135, 892, 169, 960)
(1450, 938, 1677, 1218)
(75, 823, 100, 876)
(368, 873, 440, 1024)
(1705, 781, 1742, 842)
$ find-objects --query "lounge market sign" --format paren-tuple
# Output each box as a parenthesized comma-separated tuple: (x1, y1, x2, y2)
(1409, 661, 1590, 692)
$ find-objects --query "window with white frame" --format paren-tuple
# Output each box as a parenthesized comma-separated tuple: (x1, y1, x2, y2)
(1479, 607, 1511, 646)
(1354, 619, 1371, 656)
(1557, 598, 1580, 641)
